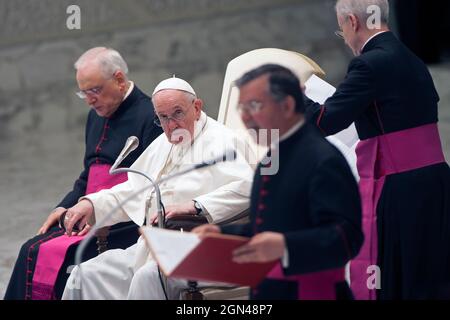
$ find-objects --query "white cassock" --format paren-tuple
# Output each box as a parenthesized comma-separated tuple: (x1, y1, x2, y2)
(62, 111, 254, 299)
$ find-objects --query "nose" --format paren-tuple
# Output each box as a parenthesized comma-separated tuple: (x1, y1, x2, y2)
(166, 118, 178, 131)
(240, 110, 253, 124)
(86, 95, 97, 105)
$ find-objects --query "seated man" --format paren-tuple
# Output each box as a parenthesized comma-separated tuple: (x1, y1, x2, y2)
(4, 47, 162, 300)
(61, 77, 254, 300)
(195, 64, 363, 300)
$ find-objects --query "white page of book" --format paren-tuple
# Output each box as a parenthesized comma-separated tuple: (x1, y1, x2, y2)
(141, 227, 201, 274)
(305, 74, 336, 104)
(305, 74, 359, 149)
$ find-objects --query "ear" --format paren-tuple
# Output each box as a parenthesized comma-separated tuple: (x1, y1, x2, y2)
(193, 98, 203, 119)
(283, 96, 297, 118)
(348, 14, 360, 32)
(114, 71, 127, 88)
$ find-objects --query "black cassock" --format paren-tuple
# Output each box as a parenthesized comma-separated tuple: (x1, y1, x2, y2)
(223, 123, 363, 300)
(306, 31, 450, 299)
(4, 85, 162, 300)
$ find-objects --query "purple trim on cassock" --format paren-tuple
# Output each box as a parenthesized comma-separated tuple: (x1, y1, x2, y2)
(31, 164, 127, 300)
(350, 123, 446, 300)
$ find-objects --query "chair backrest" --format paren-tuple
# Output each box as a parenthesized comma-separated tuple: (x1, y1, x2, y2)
(216, 48, 326, 162)
(182, 49, 354, 300)
(216, 48, 359, 180)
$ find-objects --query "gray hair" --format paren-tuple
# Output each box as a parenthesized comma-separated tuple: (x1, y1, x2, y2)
(74, 47, 129, 79)
(336, 0, 389, 25)
(183, 91, 196, 102)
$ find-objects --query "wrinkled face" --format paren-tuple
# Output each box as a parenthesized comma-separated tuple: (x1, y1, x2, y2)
(238, 75, 285, 145)
(152, 89, 202, 144)
(76, 64, 127, 118)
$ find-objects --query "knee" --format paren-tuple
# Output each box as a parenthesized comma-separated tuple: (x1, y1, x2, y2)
(17, 238, 43, 263)
(65, 261, 97, 288)
(133, 262, 160, 284)
(65, 266, 80, 291)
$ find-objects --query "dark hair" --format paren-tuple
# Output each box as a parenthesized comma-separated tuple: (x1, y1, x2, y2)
(235, 64, 305, 113)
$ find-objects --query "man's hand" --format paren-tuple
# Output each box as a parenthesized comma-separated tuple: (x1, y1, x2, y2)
(150, 201, 197, 224)
(37, 207, 67, 235)
(192, 224, 221, 238)
(232, 232, 286, 264)
(65, 200, 94, 236)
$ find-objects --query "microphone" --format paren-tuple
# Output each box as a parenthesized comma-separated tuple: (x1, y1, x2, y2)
(109, 136, 139, 173)
(72, 145, 238, 297)
(193, 149, 237, 170)
(108, 136, 163, 229)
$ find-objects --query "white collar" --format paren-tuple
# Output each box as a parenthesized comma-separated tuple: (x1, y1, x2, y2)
(123, 81, 134, 101)
(280, 118, 305, 143)
(360, 31, 388, 53)
(271, 118, 305, 150)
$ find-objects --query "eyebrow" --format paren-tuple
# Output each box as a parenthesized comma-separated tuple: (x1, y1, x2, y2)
(157, 105, 184, 116)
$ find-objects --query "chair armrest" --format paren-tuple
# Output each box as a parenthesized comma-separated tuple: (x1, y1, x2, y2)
(95, 226, 110, 254)
(162, 215, 208, 231)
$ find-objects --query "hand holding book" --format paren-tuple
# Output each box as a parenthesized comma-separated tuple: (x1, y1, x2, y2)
(140, 226, 277, 286)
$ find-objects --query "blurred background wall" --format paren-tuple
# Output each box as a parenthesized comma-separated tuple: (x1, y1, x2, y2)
(0, 0, 449, 297)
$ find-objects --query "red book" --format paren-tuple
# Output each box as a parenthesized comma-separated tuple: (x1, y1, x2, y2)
(140, 227, 276, 287)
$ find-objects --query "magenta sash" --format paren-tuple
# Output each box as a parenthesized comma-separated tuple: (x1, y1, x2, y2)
(350, 123, 446, 300)
(31, 164, 127, 299)
(266, 263, 345, 300)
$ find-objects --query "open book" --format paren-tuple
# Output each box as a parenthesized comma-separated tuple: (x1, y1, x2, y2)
(305, 74, 359, 149)
(140, 226, 277, 287)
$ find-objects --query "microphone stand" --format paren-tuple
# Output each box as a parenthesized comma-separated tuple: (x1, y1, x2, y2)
(72, 151, 236, 299)
(108, 167, 168, 298)
(110, 167, 164, 229)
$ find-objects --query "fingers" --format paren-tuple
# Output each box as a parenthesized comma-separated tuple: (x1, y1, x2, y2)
(65, 211, 82, 236)
(233, 243, 253, 256)
(165, 211, 175, 219)
(192, 225, 220, 238)
(37, 213, 58, 235)
(232, 238, 260, 263)
(37, 226, 46, 235)
(37, 221, 49, 235)
(150, 214, 158, 225)
(233, 252, 256, 264)
(77, 224, 91, 236)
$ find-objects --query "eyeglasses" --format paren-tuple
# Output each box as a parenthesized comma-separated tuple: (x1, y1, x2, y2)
(236, 100, 264, 115)
(335, 15, 349, 40)
(154, 101, 195, 127)
(75, 73, 116, 99)
(334, 30, 344, 39)
(76, 85, 104, 99)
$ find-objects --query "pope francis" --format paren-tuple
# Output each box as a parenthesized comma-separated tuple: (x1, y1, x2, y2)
(61, 77, 254, 299)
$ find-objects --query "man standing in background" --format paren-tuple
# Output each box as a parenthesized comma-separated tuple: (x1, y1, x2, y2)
(306, 0, 450, 299)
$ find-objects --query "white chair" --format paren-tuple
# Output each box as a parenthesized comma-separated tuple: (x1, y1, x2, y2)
(217, 48, 326, 163)
(181, 48, 355, 300)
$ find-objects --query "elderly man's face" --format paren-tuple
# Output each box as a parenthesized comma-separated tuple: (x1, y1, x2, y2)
(76, 64, 127, 118)
(152, 90, 202, 144)
(238, 75, 285, 145)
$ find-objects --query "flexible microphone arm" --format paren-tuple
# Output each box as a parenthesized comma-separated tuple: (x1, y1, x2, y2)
(72, 148, 237, 298)
(74, 151, 237, 266)
(110, 167, 164, 229)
